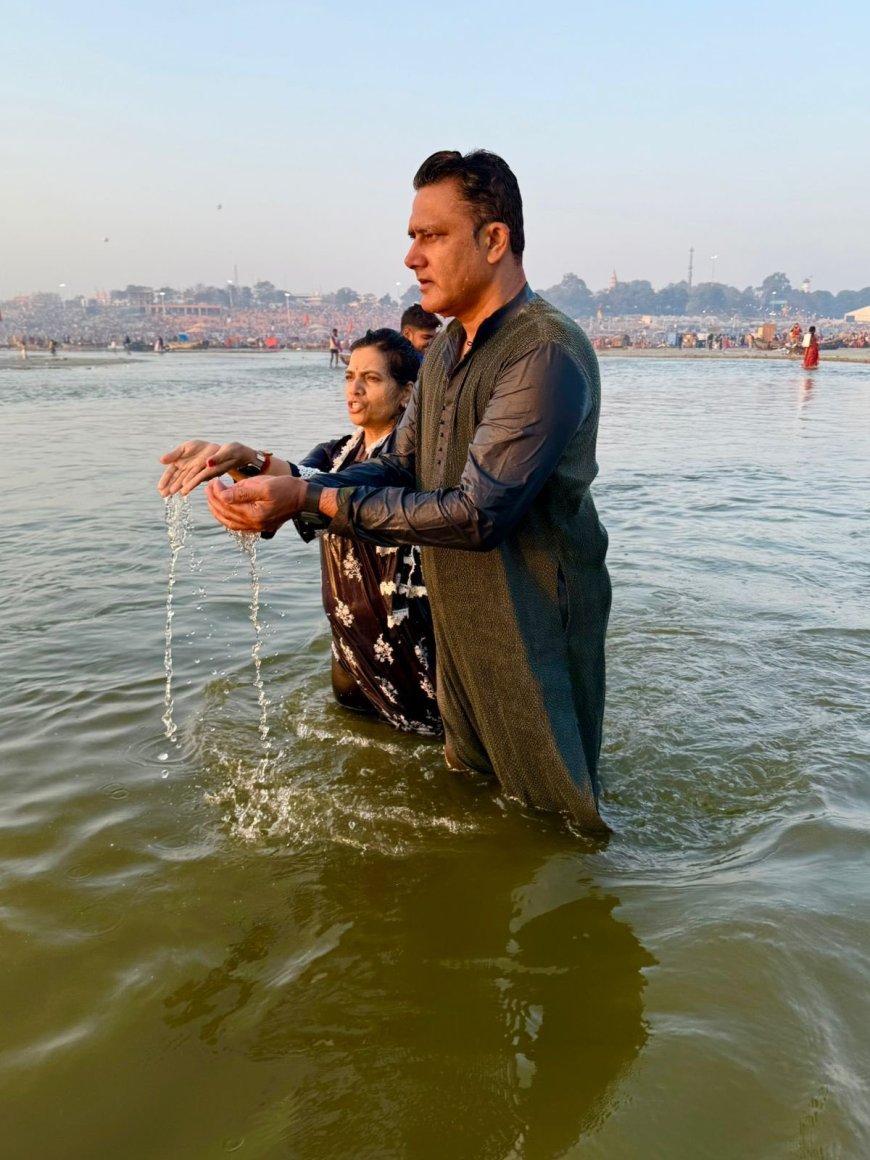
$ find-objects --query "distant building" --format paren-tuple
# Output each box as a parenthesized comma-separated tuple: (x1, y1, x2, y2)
(609, 270, 618, 290)
(844, 305, 870, 323)
(147, 302, 224, 318)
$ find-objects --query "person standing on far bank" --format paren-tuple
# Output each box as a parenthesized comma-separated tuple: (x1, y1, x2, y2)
(328, 327, 341, 367)
(203, 150, 612, 833)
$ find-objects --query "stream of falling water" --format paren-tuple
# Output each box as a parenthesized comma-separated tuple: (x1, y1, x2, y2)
(162, 494, 192, 742)
(162, 496, 272, 758)
(231, 531, 272, 753)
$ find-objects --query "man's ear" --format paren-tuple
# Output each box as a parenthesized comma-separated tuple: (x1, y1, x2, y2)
(483, 222, 511, 264)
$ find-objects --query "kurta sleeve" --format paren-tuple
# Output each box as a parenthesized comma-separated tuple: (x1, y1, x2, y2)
(327, 343, 591, 550)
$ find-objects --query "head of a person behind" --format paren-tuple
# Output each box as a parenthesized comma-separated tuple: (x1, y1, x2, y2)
(400, 303, 442, 354)
(405, 149, 526, 323)
(345, 328, 418, 447)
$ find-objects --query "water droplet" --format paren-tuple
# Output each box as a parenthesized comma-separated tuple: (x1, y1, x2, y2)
(157, 752, 169, 761)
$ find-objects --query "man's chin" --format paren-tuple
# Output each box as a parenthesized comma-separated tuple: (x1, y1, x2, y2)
(418, 284, 443, 313)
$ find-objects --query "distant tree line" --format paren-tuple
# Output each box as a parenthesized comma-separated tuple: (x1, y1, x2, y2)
(535, 272, 870, 319)
(50, 273, 869, 320)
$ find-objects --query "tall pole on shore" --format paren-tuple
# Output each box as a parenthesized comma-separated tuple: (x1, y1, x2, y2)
(688, 247, 694, 290)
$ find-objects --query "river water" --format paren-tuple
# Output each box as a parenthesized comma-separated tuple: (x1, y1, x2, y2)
(1, 350, 868, 1159)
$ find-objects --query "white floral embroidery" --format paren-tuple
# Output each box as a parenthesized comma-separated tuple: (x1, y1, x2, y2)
(297, 464, 318, 480)
(339, 639, 359, 671)
(374, 635, 394, 665)
(334, 600, 354, 627)
(415, 721, 441, 736)
(376, 677, 399, 705)
(342, 550, 362, 582)
(376, 546, 398, 557)
(387, 609, 409, 628)
(331, 641, 340, 660)
(420, 674, 436, 701)
(414, 642, 429, 668)
(380, 580, 397, 595)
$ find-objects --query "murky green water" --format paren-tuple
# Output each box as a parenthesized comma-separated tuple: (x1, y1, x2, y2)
(1, 350, 868, 1158)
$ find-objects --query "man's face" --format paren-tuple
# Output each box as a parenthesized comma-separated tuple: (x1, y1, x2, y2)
(402, 325, 439, 353)
(405, 179, 494, 318)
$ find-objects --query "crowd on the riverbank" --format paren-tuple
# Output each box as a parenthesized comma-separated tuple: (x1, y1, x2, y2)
(2, 293, 868, 354)
(0, 296, 400, 352)
(594, 325, 870, 352)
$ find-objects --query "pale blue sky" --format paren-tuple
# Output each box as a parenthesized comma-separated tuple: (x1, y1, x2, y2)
(2, 0, 867, 299)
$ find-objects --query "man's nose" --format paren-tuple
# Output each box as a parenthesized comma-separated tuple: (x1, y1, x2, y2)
(405, 241, 421, 270)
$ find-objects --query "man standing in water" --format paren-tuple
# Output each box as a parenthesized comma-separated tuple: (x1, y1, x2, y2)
(328, 327, 341, 367)
(204, 150, 611, 832)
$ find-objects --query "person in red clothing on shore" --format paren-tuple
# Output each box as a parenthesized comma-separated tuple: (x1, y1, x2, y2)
(802, 325, 820, 369)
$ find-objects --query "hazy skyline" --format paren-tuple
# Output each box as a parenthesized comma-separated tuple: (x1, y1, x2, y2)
(3, 0, 867, 301)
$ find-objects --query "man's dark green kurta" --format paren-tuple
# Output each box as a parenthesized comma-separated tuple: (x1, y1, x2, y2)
(317, 287, 611, 828)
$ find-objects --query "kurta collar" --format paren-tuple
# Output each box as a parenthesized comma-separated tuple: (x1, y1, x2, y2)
(442, 283, 535, 374)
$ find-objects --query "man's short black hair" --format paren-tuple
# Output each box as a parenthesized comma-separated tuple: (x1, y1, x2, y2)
(400, 304, 442, 332)
(349, 328, 419, 385)
(413, 149, 524, 257)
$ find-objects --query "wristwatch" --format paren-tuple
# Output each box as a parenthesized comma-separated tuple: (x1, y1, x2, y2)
(236, 451, 272, 477)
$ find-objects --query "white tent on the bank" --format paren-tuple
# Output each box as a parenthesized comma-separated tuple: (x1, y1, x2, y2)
(844, 305, 870, 323)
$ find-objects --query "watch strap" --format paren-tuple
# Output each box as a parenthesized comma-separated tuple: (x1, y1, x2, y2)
(302, 481, 324, 517)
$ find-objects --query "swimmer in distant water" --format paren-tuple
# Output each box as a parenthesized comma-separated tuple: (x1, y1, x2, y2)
(328, 328, 341, 367)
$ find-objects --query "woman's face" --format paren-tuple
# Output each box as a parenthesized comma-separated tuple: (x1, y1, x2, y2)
(344, 346, 412, 438)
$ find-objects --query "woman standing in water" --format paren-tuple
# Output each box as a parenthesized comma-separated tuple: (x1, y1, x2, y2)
(802, 325, 820, 369)
(158, 329, 441, 735)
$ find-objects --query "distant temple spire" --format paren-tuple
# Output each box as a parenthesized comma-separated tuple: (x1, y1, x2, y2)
(609, 269, 618, 290)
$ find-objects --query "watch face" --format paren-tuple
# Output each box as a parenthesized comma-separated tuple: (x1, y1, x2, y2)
(237, 463, 261, 477)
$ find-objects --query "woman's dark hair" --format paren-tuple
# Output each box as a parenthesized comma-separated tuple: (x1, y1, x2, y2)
(413, 149, 524, 257)
(349, 328, 419, 385)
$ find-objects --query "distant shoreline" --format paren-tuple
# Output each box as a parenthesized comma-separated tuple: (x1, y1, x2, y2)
(3, 347, 869, 370)
(596, 346, 870, 363)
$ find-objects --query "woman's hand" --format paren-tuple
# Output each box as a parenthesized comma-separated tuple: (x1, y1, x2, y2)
(158, 440, 253, 497)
